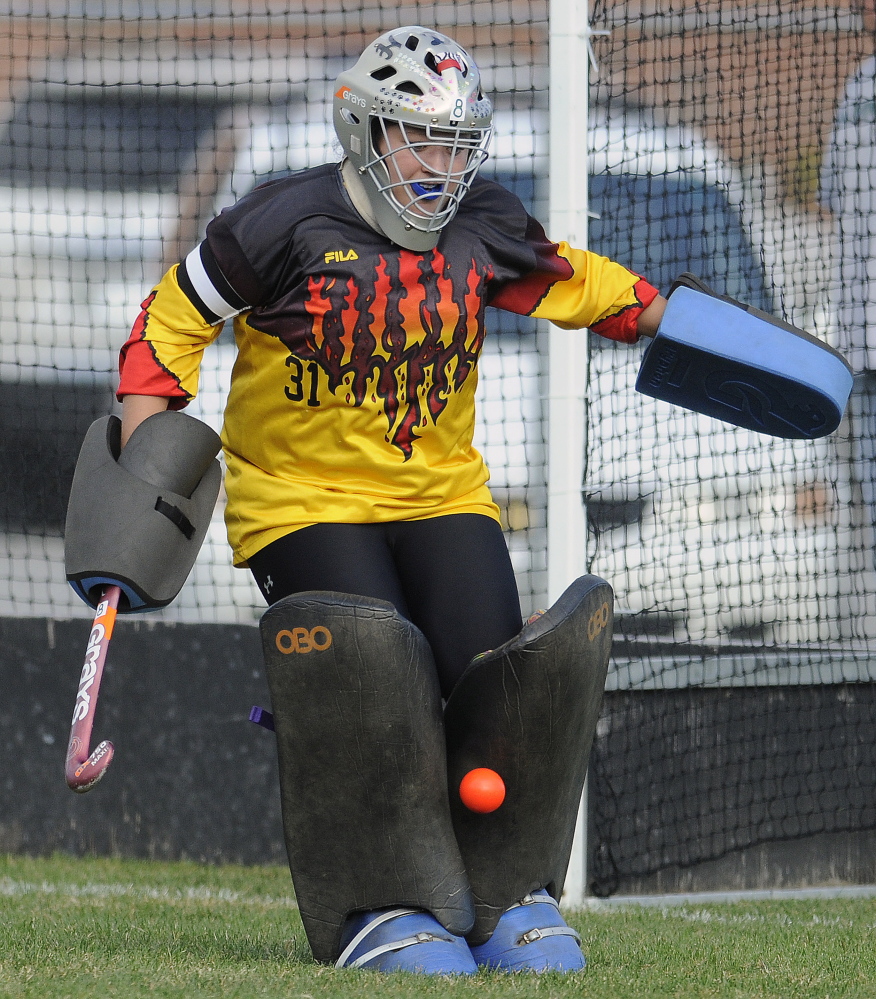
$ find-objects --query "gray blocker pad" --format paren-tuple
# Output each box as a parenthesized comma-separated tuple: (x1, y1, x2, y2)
(637, 273, 853, 439)
(444, 575, 613, 944)
(65, 412, 222, 611)
(260, 591, 475, 964)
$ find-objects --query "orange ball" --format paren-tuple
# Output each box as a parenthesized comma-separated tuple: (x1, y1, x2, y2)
(459, 768, 506, 813)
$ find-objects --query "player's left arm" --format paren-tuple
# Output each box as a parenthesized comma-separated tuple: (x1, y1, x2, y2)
(487, 216, 664, 343)
(636, 294, 668, 338)
(526, 243, 663, 342)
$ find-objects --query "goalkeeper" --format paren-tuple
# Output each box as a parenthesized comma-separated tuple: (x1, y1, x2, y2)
(116, 25, 665, 974)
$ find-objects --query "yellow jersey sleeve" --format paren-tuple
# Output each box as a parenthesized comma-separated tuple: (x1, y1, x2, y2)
(488, 217, 659, 343)
(117, 264, 224, 405)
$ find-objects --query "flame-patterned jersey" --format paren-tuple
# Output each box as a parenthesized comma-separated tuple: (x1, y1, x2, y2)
(118, 162, 659, 566)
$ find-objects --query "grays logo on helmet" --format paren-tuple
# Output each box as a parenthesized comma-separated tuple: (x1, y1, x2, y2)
(333, 26, 493, 251)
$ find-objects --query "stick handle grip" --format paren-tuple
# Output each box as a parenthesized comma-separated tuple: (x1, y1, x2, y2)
(65, 585, 120, 792)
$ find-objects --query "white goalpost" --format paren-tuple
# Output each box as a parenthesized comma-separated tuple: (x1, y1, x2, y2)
(548, 0, 593, 909)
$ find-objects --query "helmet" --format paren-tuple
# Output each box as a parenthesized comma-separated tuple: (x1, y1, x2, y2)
(333, 26, 493, 251)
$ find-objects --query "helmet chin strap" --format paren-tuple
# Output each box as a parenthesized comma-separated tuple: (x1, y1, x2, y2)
(340, 159, 387, 235)
(341, 158, 443, 252)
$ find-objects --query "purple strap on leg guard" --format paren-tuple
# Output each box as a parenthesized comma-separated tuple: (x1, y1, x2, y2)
(249, 706, 275, 731)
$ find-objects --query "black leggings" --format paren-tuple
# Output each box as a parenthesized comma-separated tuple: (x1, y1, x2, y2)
(247, 514, 523, 696)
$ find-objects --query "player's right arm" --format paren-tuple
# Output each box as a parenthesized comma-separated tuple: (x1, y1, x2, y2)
(121, 394, 170, 446)
(117, 241, 250, 444)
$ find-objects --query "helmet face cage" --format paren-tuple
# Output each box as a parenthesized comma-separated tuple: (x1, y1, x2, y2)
(333, 26, 493, 249)
(366, 116, 491, 233)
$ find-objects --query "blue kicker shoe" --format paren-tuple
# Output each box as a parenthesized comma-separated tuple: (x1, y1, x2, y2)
(469, 890, 586, 972)
(335, 908, 478, 974)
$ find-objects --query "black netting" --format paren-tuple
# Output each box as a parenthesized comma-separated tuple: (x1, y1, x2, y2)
(2, 1, 873, 889)
(584, 0, 875, 891)
(590, 684, 876, 896)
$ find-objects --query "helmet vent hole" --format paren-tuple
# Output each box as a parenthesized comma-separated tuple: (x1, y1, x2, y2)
(395, 80, 424, 96)
(405, 35, 419, 51)
(340, 108, 360, 126)
(423, 52, 438, 73)
(370, 65, 396, 81)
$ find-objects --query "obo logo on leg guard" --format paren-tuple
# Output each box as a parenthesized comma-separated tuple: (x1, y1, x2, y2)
(587, 601, 611, 642)
(275, 626, 333, 654)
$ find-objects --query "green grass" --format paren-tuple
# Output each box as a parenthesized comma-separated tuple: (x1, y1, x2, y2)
(1, 854, 874, 998)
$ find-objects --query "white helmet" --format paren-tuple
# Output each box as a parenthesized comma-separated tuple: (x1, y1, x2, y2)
(333, 26, 493, 251)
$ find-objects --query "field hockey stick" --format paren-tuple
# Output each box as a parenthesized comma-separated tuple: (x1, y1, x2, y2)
(65, 584, 120, 792)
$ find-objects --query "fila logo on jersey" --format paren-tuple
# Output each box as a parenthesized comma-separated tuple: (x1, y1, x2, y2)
(325, 249, 359, 263)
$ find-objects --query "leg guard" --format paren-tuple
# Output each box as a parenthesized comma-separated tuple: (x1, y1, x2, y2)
(65, 413, 222, 611)
(260, 591, 476, 965)
(444, 575, 613, 946)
